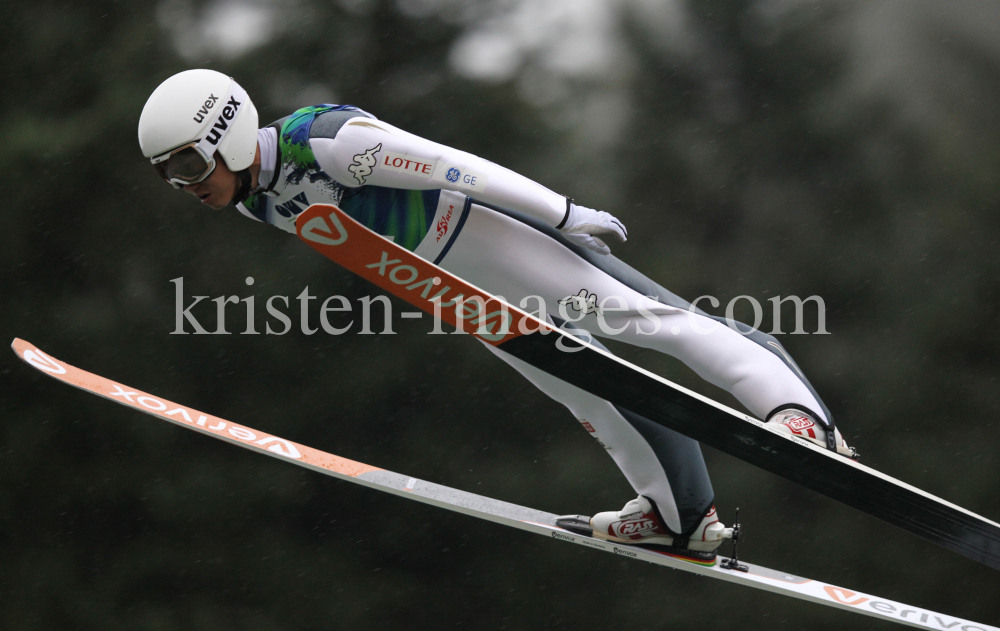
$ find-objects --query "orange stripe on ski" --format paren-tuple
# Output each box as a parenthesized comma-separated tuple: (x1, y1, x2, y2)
(296, 203, 550, 346)
(11, 338, 379, 479)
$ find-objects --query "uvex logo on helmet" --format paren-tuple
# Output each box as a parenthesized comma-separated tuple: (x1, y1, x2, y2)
(192, 94, 219, 123)
(204, 96, 243, 146)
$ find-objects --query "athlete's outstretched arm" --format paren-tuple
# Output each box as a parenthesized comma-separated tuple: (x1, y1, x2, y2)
(311, 116, 570, 226)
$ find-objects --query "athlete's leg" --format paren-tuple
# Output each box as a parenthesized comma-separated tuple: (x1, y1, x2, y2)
(596, 309, 827, 421)
(438, 203, 831, 424)
(481, 332, 715, 536)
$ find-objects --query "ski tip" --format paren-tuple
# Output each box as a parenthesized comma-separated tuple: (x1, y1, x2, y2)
(11, 340, 70, 377)
(11, 338, 31, 356)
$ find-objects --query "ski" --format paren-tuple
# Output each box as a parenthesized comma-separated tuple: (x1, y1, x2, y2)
(295, 203, 1000, 572)
(11, 338, 996, 631)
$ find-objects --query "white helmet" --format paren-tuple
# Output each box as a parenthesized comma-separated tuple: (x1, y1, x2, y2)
(138, 69, 259, 195)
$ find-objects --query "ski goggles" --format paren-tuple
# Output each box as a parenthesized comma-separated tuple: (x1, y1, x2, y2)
(150, 142, 217, 188)
(148, 81, 249, 189)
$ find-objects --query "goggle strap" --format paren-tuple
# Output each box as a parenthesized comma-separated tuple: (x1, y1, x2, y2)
(191, 81, 248, 163)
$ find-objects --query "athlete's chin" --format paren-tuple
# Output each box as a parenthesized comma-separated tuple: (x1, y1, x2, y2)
(200, 193, 229, 210)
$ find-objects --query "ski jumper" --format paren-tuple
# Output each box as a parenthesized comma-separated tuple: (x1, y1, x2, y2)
(237, 104, 833, 536)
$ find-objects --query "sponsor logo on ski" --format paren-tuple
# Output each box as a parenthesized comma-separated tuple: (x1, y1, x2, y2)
(381, 151, 436, 177)
(298, 206, 517, 341)
(300, 210, 349, 246)
(551, 531, 574, 542)
(349, 143, 382, 184)
(819, 585, 987, 629)
(613, 546, 638, 558)
(21, 348, 66, 374)
(824, 586, 868, 606)
(106, 383, 302, 459)
(362, 250, 514, 341)
(192, 93, 219, 123)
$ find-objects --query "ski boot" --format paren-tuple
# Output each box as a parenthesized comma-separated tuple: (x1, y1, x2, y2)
(767, 407, 858, 458)
(556, 496, 732, 564)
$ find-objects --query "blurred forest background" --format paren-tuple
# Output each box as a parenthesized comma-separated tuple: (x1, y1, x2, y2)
(2, 0, 1000, 629)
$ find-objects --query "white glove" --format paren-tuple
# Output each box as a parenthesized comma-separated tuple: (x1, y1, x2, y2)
(559, 203, 628, 255)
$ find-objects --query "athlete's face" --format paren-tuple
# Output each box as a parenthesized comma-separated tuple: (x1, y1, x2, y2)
(182, 159, 239, 210)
